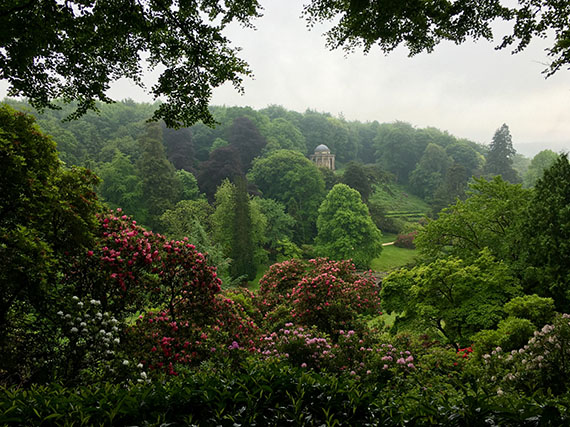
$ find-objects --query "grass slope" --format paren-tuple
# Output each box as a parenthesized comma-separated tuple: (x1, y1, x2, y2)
(371, 245, 417, 272)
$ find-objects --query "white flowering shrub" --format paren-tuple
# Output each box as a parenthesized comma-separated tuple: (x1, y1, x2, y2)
(55, 296, 147, 384)
(479, 313, 570, 395)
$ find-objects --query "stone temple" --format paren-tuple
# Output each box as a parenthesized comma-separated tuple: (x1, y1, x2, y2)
(310, 144, 335, 170)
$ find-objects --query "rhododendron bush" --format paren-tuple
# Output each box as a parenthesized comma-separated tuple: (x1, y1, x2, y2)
(257, 258, 381, 336)
(66, 210, 222, 319)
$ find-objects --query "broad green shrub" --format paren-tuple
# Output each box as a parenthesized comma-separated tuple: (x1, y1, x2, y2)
(504, 294, 555, 327)
(472, 316, 536, 356)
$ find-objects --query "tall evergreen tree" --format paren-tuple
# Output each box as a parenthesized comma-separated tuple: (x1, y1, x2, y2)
(484, 124, 520, 183)
(227, 117, 267, 173)
(523, 154, 570, 311)
(137, 122, 181, 230)
(230, 177, 257, 283)
(197, 146, 244, 202)
(162, 123, 195, 172)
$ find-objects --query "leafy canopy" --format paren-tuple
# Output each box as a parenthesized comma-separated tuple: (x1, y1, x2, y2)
(381, 249, 521, 347)
(303, 0, 570, 77)
(0, 0, 262, 127)
(315, 183, 382, 268)
(416, 176, 532, 263)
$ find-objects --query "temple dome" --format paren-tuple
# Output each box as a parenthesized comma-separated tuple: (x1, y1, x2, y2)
(314, 144, 330, 153)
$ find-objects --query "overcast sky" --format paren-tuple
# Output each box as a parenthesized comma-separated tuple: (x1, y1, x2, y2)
(2, 1, 569, 157)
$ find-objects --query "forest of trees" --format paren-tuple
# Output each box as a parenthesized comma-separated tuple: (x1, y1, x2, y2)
(2, 100, 570, 424)
(2, 0, 570, 422)
(1, 98, 559, 282)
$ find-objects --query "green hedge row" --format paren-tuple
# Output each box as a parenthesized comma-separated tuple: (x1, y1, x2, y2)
(3, 362, 569, 426)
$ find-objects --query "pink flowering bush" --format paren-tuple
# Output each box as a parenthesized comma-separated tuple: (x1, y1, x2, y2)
(257, 259, 307, 311)
(394, 231, 417, 249)
(65, 210, 163, 316)
(290, 273, 380, 336)
(258, 258, 381, 337)
(256, 323, 416, 381)
(257, 323, 334, 370)
(331, 330, 416, 380)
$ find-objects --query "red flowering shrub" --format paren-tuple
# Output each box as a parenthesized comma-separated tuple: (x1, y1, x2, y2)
(66, 210, 222, 321)
(127, 293, 260, 375)
(157, 238, 221, 323)
(394, 231, 417, 249)
(290, 272, 380, 335)
(457, 346, 473, 359)
(257, 259, 307, 311)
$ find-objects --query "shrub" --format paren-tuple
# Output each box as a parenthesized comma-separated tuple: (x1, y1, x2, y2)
(290, 273, 380, 336)
(126, 294, 260, 376)
(257, 258, 307, 312)
(257, 324, 334, 370)
(66, 210, 222, 322)
(394, 231, 417, 249)
(480, 314, 570, 395)
(473, 317, 536, 356)
(504, 294, 555, 327)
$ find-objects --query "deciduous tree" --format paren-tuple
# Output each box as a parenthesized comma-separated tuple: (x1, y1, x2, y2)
(315, 184, 383, 268)
(416, 176, 532, 264)
(0, 0, 262, 126)
(523, 149, 559, 188)
(303, 0, 570, 77)
(249, 150, 325, 243)
(381, 249, 521, 347)
(0, 104, 100, 341)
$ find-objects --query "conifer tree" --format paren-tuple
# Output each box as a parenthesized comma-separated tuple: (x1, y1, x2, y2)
(484, 124, 520, 183)
(230, 177, 257, 283)
(137, 122, 181, 230)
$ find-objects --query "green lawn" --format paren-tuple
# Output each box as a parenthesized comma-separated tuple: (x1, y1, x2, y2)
(371, 244, 417, 272)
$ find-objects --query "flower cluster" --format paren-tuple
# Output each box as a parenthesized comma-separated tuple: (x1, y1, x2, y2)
(480, 314, 570, 395)
(257, 323, 334, 370)
(66, 210, 222, 320)
(331, 331, 415, 379)
(290, 273, 380, 335)
(457, 346, 473, 359)
(55, 296, 132, 382)
(127, 291, 261, 376)
(257, 324, 415, 379)
(257, 259, 307, 310)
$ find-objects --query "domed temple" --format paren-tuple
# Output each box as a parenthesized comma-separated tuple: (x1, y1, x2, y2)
(310, 144, 335, 170)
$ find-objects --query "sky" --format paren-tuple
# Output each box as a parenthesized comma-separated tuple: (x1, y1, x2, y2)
(2, 1, 569, 157)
